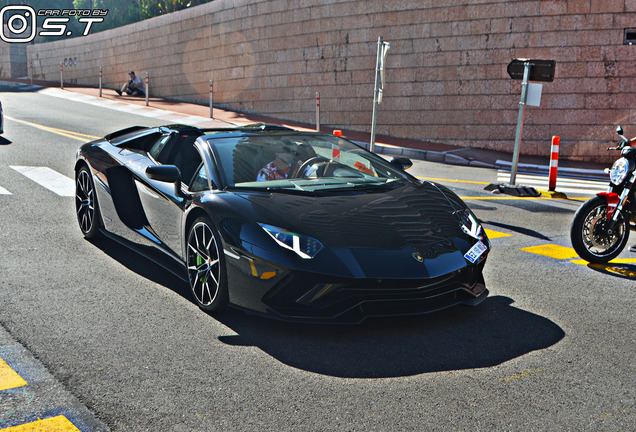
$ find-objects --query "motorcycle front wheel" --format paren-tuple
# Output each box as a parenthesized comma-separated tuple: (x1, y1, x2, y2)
(570, 195, 629, 263)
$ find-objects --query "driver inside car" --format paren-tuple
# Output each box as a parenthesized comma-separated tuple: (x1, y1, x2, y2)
(256, 151, 303, 181)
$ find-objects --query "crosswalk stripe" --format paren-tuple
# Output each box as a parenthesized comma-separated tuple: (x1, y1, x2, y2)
(0, 356, 27, 391)
(497, 171, 606, 195)
(0, 185, 11, 195)
(0, 415, 80, 432)
(10, 166, 75, 197)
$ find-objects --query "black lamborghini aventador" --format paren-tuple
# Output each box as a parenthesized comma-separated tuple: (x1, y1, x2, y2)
(75, 123, 490, 323)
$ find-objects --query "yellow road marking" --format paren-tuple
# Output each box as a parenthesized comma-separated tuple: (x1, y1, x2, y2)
(0, 357, 27, 391)
(571, 259, 636, 278)
(4, 115, 100, 142)
(460, 196, 550, 200)
(521, 244, 580, 260)
(0, 415, 80, 432)
(484, 229, 512, 239)
(571, 258, 636, 265)
(418, 176, 490, 185)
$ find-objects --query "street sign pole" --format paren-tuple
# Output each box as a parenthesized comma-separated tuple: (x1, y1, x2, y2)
(370, 36, 383, 153)
(510, 62, 530, 186)
(370, 37, 390, 153)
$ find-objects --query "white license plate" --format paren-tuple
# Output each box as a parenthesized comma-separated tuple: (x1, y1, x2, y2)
(464, 240, 488, 263)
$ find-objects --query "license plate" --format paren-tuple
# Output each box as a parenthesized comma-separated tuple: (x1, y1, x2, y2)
(464, 240, 488, 263)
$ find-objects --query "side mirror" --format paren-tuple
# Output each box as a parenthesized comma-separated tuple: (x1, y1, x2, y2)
(146, 165, 183, 197)
(616, 125, 624, 136)
(389, 156, 413, 170)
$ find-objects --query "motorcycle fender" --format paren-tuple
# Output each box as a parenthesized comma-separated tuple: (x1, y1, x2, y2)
(596, 192, 620, 219)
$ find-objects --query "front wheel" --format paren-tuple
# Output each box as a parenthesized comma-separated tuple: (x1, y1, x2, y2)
(75, 165, 102, 239)
(570, 195, 629, 263)
(186, 217, 228, 312)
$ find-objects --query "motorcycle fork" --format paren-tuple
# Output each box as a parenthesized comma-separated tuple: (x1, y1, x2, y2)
(601, 171, 636, 229)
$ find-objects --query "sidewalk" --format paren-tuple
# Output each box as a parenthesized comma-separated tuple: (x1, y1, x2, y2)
(2, 78, 609, 179)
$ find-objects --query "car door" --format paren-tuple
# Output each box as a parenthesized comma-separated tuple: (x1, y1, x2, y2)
(135, 131, 203, 258)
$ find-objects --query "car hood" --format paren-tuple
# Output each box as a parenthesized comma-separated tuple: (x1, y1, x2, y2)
(232, 181, 466, 250)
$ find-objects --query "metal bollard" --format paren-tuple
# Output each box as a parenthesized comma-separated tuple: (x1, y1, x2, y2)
(99, 66, 102, 97)
(60, 62, 63, 89)
(209, 80, 214, 119)
(145, 72, 149, 106)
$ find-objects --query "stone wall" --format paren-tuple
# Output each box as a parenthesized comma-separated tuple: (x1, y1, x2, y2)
(21, 0, 636, 162)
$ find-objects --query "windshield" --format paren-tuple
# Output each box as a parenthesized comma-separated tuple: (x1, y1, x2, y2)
(206, 133, 416, 192)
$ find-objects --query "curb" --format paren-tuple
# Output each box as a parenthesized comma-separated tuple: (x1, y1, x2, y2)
(353, 140, 485, 168)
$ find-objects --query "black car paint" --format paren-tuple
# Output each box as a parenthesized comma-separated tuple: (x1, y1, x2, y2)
(76, 125, 489, 323)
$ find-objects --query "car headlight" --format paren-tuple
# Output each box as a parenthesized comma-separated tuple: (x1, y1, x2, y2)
(609, 157, 629, 185)
(258, 223, 323, 259)
(456, 209, 489, 246)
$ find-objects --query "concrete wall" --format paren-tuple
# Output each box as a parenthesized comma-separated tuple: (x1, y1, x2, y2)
(22, 0, 636, 162)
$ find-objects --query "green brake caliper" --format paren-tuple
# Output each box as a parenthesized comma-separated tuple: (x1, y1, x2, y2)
(197, 254, 206, 285)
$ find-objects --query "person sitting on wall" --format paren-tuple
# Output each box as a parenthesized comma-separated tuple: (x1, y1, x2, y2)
(116, 71, 145, 97)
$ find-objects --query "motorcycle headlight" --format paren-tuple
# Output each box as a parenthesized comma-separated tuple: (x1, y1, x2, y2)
(609, 157, 629, 185)
(259, 223, 323, 259)
(456, 209, 490, 247)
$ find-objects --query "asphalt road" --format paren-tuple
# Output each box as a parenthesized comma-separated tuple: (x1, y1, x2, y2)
(0, 87, 634, 431)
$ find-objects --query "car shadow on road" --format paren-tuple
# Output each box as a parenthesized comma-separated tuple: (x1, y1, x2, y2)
(87, 235, 192, 300)
(214, 296, 565, 378)
(87, 236, 565, 378)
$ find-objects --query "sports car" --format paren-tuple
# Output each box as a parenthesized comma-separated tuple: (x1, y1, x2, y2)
(75, 123, 490, 323)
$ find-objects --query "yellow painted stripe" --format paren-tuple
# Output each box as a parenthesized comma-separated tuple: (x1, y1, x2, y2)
(571, 260, 636, 278)
(571, 258, 636, 265)
(418, 176, 491, 185)
(0, 357, 27, 391)
(521, 244, 580, 260)
(460, 196, 549, 200)
(484, 229, 512, 239)
(4, 115, 100, 141)
(0, 415, 80, 432)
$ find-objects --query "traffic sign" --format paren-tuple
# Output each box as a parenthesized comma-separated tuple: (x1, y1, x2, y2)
(507, 59, 556, 82)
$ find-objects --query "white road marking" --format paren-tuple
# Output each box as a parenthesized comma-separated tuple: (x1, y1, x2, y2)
(497, 171, 607, 195)
(37, 87, 234, 128)
(10, 166, 75, 197)
(0, 185, 12, 194)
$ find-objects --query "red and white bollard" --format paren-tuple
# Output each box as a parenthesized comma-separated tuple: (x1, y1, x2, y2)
(316, 92, 320, 132)
(548, 136, 560, 191)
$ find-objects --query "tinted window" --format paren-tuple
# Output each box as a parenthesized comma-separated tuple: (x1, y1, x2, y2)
(149, 134, 171, 161)
(189, 164, 209, 191)
(206, 133, 416, 192)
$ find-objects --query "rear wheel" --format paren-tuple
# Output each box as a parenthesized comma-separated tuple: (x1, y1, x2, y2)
(186, 217, 228, 311)
(570, 196, 629, 263)
(75, 165, 102, 239)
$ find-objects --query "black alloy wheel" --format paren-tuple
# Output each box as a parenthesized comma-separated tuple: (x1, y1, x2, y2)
(186, 217, 228, 311)
(75, 166, 102, 239)
(570, 195, 630, 263)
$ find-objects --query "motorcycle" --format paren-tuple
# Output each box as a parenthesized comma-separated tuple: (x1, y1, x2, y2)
(570, 125, 636, 263)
